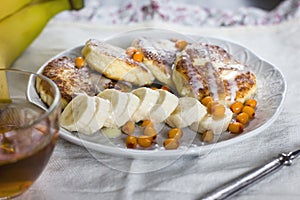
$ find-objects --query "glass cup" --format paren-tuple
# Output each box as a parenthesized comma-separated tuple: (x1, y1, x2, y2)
(0, 69, 61, 199)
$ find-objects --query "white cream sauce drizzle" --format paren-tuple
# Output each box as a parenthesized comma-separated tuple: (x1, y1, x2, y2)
(181, 54, 205, 98)
(185, 42, 253, 103)
(205, 62, 219, 101)
(137, 37, 177, 66)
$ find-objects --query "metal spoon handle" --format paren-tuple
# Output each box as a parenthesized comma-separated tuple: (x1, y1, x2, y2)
(201, 151, 300, 200)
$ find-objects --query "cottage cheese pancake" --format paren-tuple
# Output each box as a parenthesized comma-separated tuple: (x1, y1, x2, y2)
(173, 43, 256, 105)
(36, 56, 131, 109)
(132, 37, 180, 86)
(82, 39, 155, 86)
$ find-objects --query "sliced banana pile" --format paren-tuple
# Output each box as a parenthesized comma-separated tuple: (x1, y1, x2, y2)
(97, 89, 132, 128)
(60, 94, 110, 134)
(60, 87, 233, 137)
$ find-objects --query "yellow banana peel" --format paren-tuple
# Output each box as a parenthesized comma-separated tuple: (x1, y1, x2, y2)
(0, 0, 84, 69)
(0, 0, 84, 102)
(0, 0, 33, 21)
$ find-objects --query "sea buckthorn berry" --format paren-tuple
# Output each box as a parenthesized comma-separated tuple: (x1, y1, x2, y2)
(161, 85, 171, 92)
(201, 96, 213, 107)
(121, 121, 135, 135)
(211, 103, 226, 119)
(126, 46, 137, 57)
(137, 135, 153, 148)
(236, 112, 249, 124)
(133, 51, 143, 62)
(144, 126, 157, 140)
(206, 101, 217, 114)
(245, 99, 257, 108)
(126, 136, 137, 149)
(163, 138, 179, 150)
(202, 130, 214, 143)
(228, 122, 244, 134)
(230, 101, 244, 114)
(168, 128, 183, 139)
(75, 56, 85, 68)
(242, 106, 255, 119)
(175, 40, 188, 51)
(141, 119, 153, 128)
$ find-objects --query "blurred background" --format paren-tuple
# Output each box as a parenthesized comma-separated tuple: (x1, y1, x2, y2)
(192, 0, 284, 10)
(54, 0, 298, 27)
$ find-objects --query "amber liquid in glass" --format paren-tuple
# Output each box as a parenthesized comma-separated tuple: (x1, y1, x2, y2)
(0, 100, 58, 199)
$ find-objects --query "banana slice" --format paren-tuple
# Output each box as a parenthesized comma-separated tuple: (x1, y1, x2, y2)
(131, 87, 160, 122)
(166, 97, 207, 128)
(87, 97, 111, 134)
(126, 93, 140, 121)
(101, 127, 122, 138)
(150, 89, 179, 123)
(60, 94, 110, 134)
(97, 89, 130, 128)
(60, 94, 95, 132)
(190, 107, 233, 135)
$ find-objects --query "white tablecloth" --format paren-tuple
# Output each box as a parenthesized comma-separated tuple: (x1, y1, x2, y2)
(13, 17, 300, 200)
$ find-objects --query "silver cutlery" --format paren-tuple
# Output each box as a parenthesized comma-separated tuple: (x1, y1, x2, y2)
(201, 149, 300, 200)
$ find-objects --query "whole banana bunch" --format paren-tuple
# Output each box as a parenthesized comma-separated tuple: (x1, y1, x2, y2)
(0, 0, 84, 69)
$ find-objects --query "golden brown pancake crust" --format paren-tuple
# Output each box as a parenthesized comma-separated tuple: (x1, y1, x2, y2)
(39, 56, 131, 108)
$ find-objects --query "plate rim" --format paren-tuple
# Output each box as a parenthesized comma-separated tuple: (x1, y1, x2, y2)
(33, 29, 287, 159)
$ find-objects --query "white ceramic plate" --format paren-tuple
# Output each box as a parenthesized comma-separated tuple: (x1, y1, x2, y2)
(28, 29, 286, 159)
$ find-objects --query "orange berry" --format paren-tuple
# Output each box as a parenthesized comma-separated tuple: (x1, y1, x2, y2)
(236, 112, 249, 124)
(242, 106, 255, 119)
(161, 85, 171, 92)
(137, 135, 152, 148)
(202, 130, 214, 143)
(168, 128, 183, 139)
(141, 119, 153, 128)
(126, 136, 137, 149)
(133, 51, 143, 62)
(230, 101, 243, 114)
(175, 40, 188, 51)
(163, 138, 179, 150)
(211, 103, 226, 119)
(201, 96, 213, 107)
(75, 56, 85, 68)
(126, 46, 137, 57)
(245, 99, 257, 108)
(144, 126, 157, 140)
(228, 122, 244, 134)
(206, 101, 217, 114)
(121, 121, 135, 135)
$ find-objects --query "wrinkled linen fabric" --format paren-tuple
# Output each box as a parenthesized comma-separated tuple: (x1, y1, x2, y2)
(11, 0, 300, 199)
(13, 18, 300, 200)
